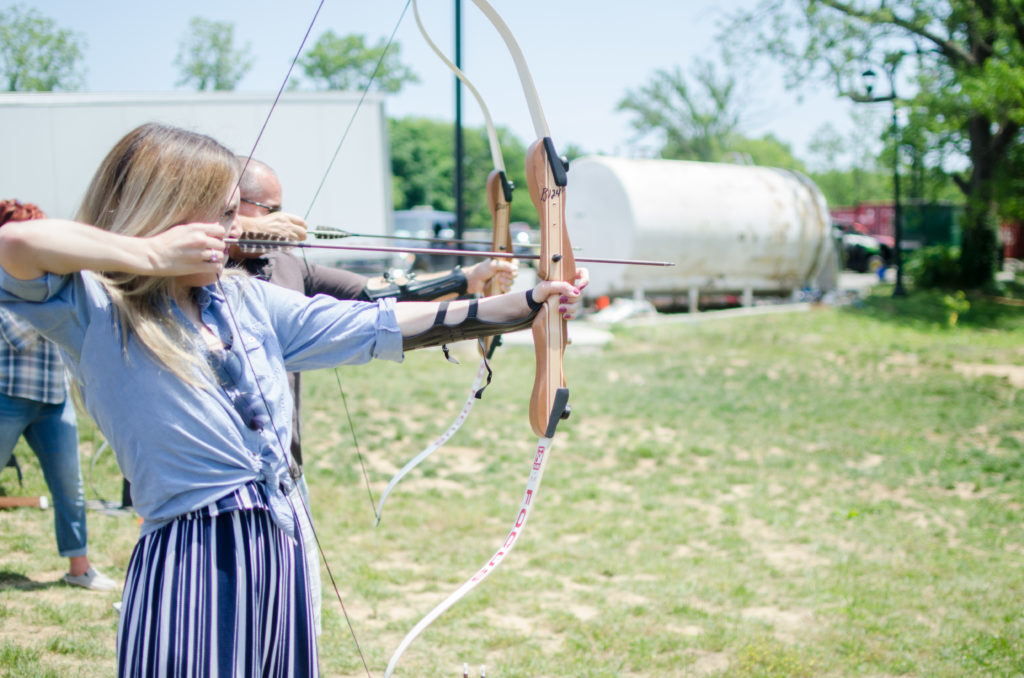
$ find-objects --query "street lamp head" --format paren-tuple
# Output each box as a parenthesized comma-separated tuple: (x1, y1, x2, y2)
(861, 68, 877, 96)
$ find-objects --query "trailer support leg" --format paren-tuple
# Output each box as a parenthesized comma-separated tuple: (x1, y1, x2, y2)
(688, 287, 699, 314)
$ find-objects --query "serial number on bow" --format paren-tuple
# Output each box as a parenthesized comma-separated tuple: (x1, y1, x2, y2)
(538, 186, 564, 202)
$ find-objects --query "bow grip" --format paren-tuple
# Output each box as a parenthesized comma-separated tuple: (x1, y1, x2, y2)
(526, 137, 575, 438)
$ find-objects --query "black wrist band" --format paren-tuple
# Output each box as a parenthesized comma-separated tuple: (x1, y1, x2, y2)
(525, 289, 543, 311)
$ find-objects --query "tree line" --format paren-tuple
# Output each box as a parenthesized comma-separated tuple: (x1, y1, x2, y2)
(3, 2, 1022, 290)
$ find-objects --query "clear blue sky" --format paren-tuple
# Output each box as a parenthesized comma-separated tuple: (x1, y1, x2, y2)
(9, 0, 862, 162)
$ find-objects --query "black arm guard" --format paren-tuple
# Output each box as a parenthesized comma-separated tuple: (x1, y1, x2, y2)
(402, 291, 543, 352)
(361, 267, 468, 302)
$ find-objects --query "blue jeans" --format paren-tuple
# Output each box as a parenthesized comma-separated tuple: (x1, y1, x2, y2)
(0, 394, 86, 557)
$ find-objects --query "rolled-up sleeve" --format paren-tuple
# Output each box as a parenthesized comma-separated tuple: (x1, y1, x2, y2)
(371, 297, 404, 361)
(246, 280, 404, 372)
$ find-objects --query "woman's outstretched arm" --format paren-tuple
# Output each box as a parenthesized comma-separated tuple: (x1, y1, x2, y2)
(393, 267, 589, 338)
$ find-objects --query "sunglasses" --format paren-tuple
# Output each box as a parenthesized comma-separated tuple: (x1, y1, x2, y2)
(240, 197, 282, 214)
(209, 347, 270, 431)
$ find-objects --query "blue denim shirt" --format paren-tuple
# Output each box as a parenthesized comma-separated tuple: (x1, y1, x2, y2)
(0, 269, 404, 537)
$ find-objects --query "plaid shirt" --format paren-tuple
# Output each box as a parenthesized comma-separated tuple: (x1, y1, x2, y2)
(0, 308, 67, 404)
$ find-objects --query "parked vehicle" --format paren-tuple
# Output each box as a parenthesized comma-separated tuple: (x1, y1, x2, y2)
(835, 224, 886, 273)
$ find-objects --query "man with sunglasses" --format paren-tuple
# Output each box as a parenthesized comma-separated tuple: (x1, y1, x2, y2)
(229, 157, 517, 635)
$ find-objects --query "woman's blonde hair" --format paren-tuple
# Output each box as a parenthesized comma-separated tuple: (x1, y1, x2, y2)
(76, 122, 240, 385)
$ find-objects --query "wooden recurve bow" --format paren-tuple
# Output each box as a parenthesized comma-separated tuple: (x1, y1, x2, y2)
(383, 1, 578, 674)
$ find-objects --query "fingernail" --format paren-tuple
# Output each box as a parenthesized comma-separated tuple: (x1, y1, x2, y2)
(560, 295, 568, 302)
(573, 288, 581, 295)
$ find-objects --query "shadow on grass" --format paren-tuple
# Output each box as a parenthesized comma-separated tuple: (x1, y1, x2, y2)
(0, 570, 57, 592)
(842, 284, 1024, 331)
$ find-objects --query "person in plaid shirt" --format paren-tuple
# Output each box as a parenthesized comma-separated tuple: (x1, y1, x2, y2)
(0, 199, 116, 592)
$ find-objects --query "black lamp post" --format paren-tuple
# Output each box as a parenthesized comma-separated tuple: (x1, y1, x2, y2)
(861, 66, 907, 297)
(453, 0, 465, 267)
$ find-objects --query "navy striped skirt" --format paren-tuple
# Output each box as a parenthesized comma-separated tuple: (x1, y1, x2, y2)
(117, 482, 318, 677)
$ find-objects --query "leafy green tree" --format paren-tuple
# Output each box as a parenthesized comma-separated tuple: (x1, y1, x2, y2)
(616, 59, 807, 171)
(727, 133, 806, 170)
(727, 0, 1024, 289)
(389, 117, 534, 230)
(617, 60, 741, 161)
(300, 31, 417, 92)
(805, 117, 892, 206)
(174, 17, 252, 91)
(0, 4, 85, 91)
(803, 110, 959, 208)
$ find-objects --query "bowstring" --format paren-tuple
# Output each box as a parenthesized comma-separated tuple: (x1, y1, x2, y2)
(218, 1, 376, 675)
(236, 1, 326, 194)
(296, 0, 413, 525)
(217, 292, 373, 678)
(367, 0, 509, 525)
(303, 0, 412, 221)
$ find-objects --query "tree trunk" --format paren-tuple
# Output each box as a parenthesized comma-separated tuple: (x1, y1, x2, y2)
(959, 115, 999, 289)
(959, 211, 999, 289)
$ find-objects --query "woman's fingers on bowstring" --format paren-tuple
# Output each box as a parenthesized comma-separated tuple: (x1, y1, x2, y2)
(152, 222, 228, 272)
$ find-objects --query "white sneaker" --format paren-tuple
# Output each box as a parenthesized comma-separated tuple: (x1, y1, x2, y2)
(62, 567, 119, 592)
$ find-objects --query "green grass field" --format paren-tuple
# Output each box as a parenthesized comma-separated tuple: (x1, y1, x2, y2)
(0, 285, 1022, 677)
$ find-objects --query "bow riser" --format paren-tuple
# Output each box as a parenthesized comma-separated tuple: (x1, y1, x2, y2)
(480, 169, 513, 358)
(526, 138, 575, 438)
(485, 169, 513, 260)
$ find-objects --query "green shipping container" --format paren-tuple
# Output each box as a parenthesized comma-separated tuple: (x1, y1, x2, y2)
(901, 201, 962, 249)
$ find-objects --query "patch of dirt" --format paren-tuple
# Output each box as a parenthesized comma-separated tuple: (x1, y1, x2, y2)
(953, 362, 1024, 388)
(683, 649, 730, 676)
(846, 453, 885, 470)
(741, 605, 815, 643)
(739, 516, 830, 572)
(668, 623, 703, 637)
(857, 482, 964, 547)
(566, 604, 599, 620)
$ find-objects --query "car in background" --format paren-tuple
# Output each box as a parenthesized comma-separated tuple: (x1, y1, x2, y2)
(835, 223, 887, 273)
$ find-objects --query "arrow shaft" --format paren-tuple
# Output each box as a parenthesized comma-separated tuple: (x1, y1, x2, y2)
(227, 238, 674, 267)
(309, 229, 499, 247)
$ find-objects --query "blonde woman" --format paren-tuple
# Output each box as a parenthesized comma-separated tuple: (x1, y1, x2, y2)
(0, 122, 586, 676)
